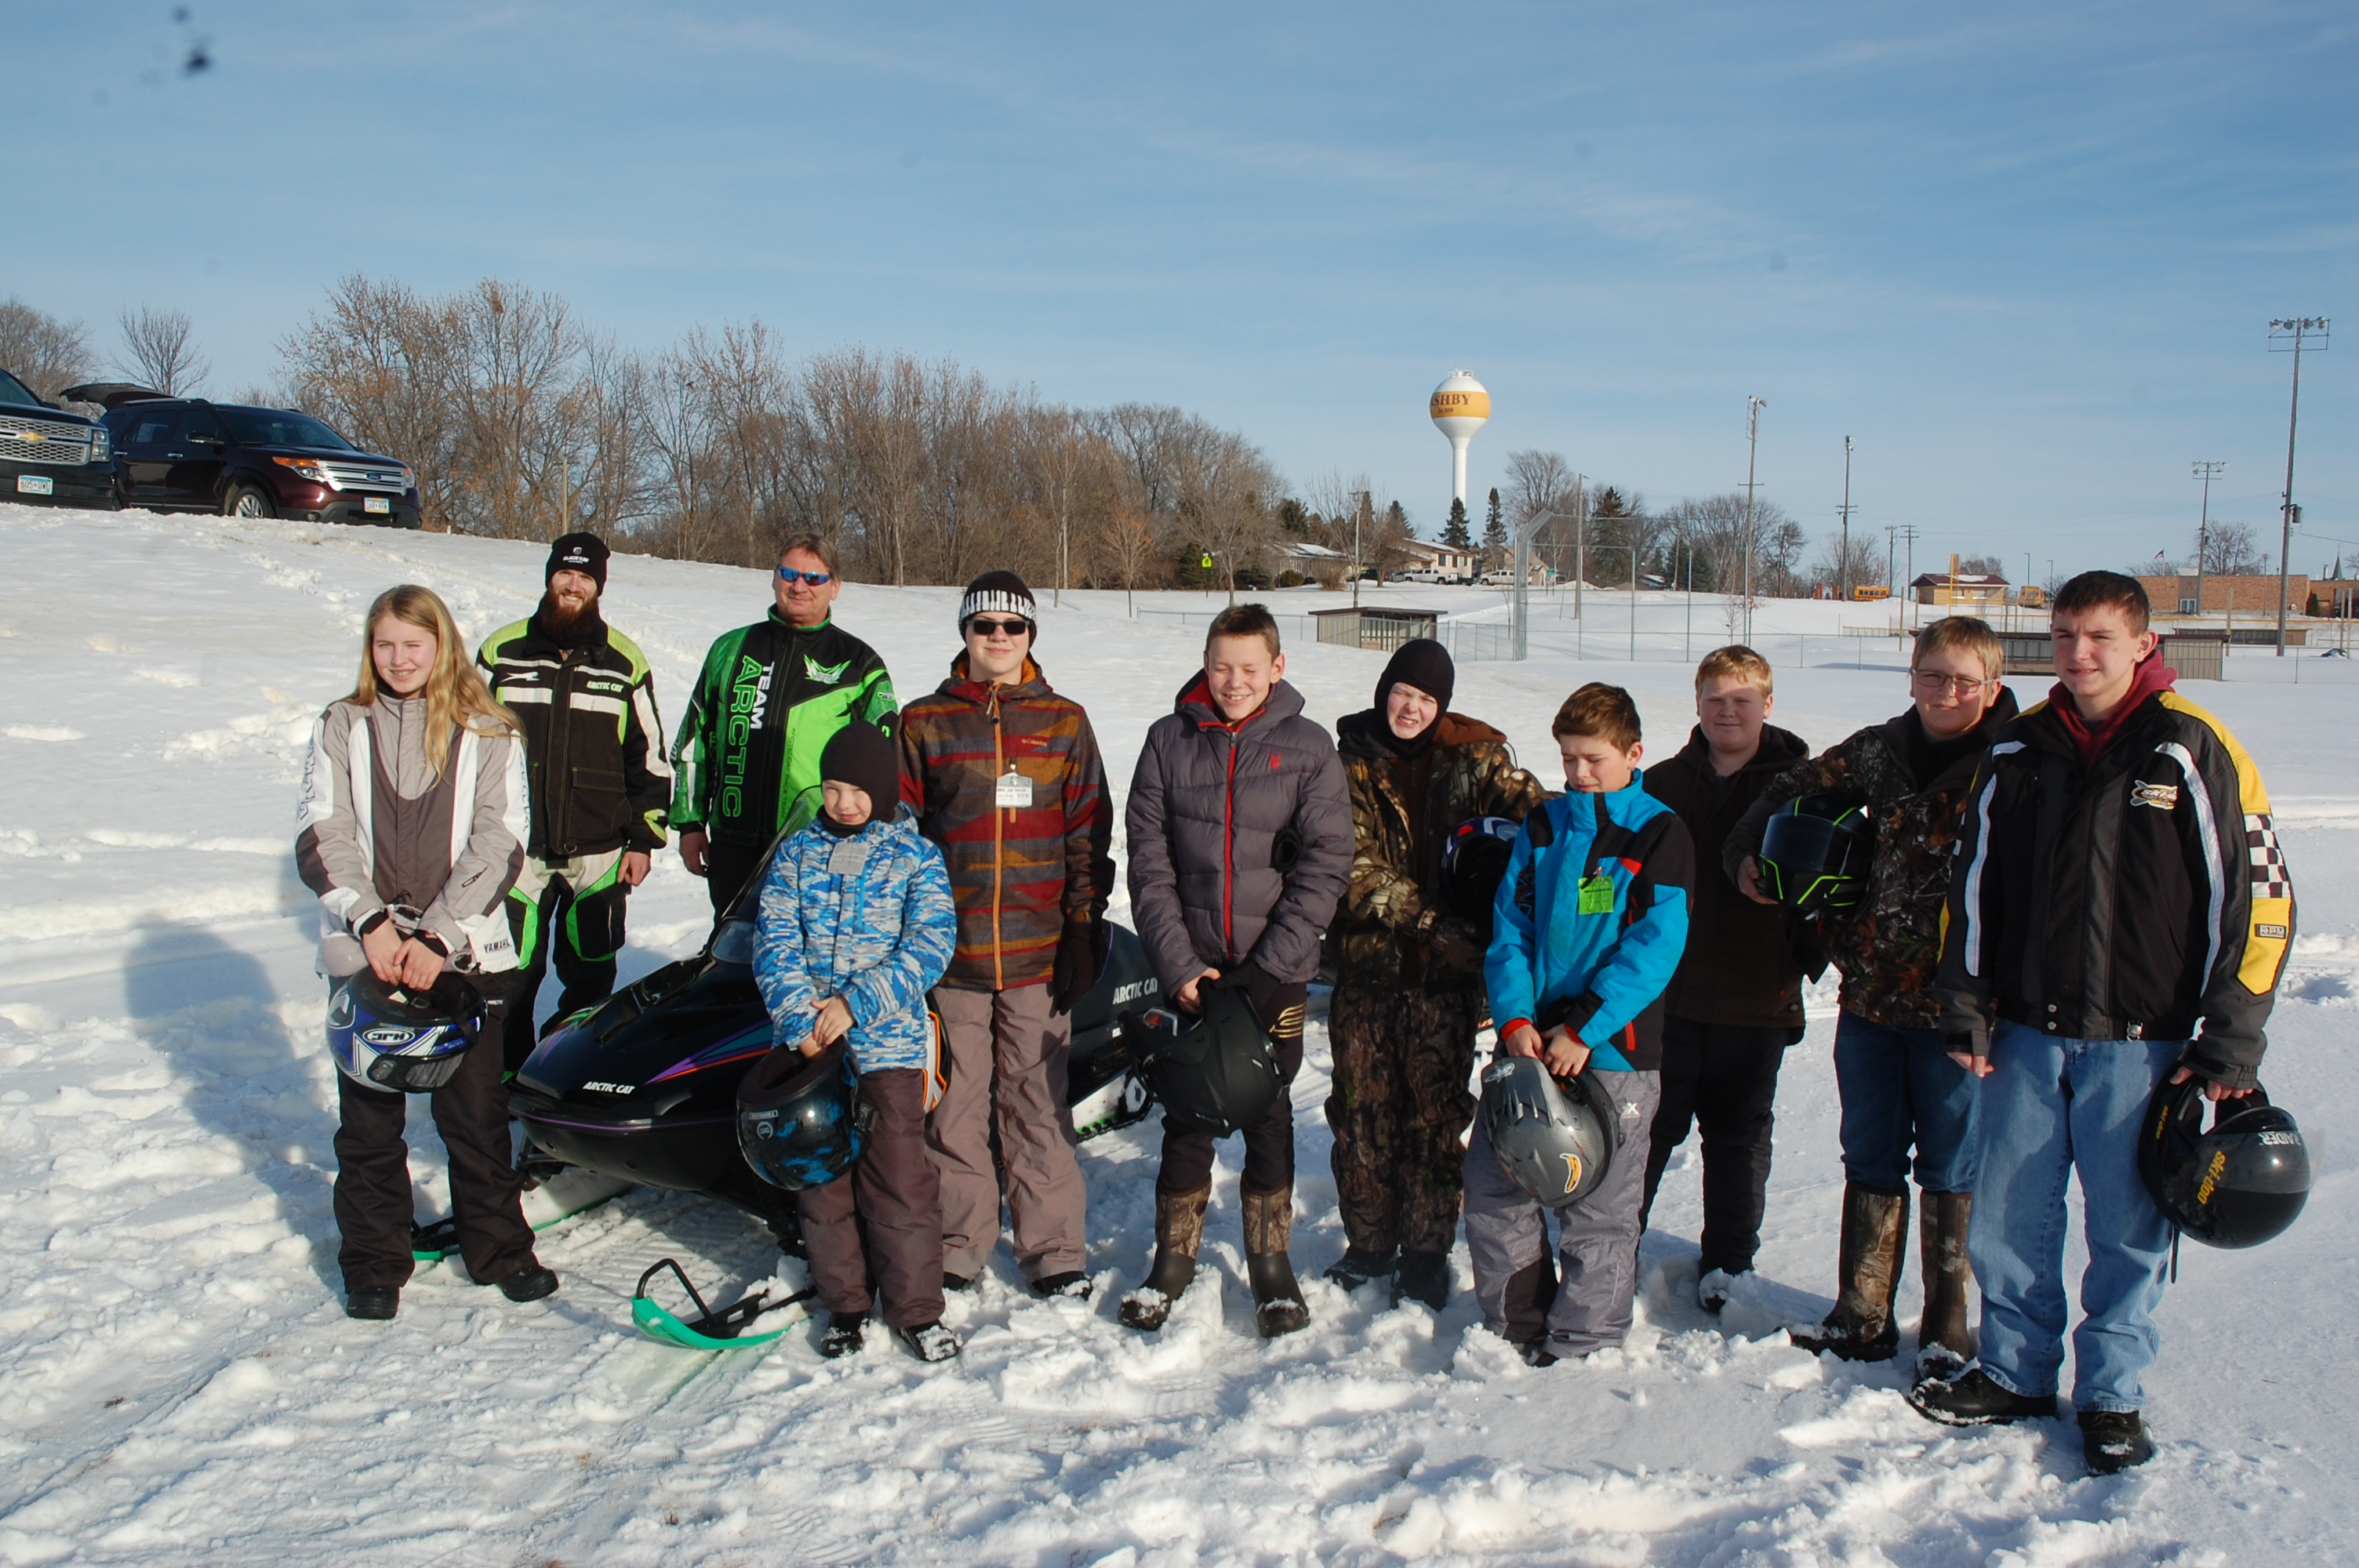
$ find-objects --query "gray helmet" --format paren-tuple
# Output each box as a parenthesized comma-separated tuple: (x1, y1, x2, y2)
(1481, 1055, 1615, 1209)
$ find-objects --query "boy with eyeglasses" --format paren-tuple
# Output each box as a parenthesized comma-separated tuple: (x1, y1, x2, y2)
(672, 535, 897, 917)
(1728, 616, 2015, 1374)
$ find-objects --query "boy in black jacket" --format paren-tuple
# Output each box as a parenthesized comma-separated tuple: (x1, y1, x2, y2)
(1915, 573, 2291, 1475)
(1639, 646, 1811, 1313)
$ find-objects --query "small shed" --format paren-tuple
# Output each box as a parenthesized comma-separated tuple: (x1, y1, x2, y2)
(1913, 572, 2010, 608)
(2159, 630, 2226, 681)
(1311, 606, 1441, 652)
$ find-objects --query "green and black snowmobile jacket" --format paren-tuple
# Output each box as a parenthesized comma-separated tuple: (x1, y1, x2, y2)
(671, 611, 897, 849)
(477, 609, 672, 860)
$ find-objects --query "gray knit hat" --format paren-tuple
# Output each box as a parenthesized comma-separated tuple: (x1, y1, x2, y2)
(958, 570, 1037, 630)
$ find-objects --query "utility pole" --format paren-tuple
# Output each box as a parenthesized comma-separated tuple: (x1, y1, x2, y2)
(1892, 524, 1920, 632)
(2191, 459, 2226, 622)
(1741, 397, 1766, 642)
(1837, 435, 1856, 605)
(1351, 491, 1371, 611)
(1573, 474, 1587, 628)
(2269, 318, 2328, 655)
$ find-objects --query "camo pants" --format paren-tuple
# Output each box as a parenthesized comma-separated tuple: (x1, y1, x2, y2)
(1325, 983, 1485, 1256)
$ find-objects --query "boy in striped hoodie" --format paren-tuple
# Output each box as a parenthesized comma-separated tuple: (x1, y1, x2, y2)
(898, 572, 1116, 1299)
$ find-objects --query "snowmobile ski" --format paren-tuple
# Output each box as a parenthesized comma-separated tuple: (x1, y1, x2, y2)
(632, 1257, 815, 1351)
(410, 1166, 635, 1260)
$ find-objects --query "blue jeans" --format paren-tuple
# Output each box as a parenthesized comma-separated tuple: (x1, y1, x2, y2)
(1970, 1022, 2180, 1413)
(1833, 1011, 1980, 1193)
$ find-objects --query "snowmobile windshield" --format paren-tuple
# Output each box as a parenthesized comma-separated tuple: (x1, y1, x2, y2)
(711, 916, 757, 967)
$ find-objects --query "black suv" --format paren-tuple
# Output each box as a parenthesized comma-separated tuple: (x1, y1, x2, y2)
(102, 399, 421, 528)
(0, 367, 117, 509)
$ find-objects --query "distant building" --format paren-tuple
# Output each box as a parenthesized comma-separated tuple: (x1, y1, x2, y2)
(1392, 538, 1482, 583)
(2135, 574, 2310, 617)
(1911, 571, 2009, 608)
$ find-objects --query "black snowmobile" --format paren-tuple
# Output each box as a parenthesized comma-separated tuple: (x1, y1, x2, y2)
(508, 873, 1163, 1239)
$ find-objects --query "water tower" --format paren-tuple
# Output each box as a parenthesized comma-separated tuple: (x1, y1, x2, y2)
(1429, 370, 1489, 509)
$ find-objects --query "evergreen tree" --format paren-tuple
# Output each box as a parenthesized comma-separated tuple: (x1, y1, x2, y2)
(1443, 497, 1472, 550)
(1482, 486, 1507, 564)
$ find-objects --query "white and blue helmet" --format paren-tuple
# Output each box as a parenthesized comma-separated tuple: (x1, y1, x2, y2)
(327, 971, 485, 1093)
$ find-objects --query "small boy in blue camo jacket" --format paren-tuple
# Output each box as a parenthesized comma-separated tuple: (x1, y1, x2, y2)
(1470, 683, 1692, 1365)
(753, 723, 959, 1361)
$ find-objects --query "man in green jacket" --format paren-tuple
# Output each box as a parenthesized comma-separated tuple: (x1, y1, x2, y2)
(673, 535, 896, 916)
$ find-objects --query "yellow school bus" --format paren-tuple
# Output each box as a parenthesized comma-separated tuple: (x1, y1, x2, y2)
(1852, 584, 1892, 602)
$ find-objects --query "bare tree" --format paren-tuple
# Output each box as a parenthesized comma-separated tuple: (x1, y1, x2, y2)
(2195, 521, 2266, 577)
(118, 307, 209, 396)
(281, 276, 463, 528)
(0, 298, 97, 402)
(1100, 506, 1162, 615)
(1812, 531, 1884, 598)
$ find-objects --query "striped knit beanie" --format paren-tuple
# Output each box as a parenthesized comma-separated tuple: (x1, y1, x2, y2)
(958, 570, 1037, 631)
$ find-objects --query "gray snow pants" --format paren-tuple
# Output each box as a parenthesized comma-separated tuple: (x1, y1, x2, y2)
(1463, 1066, 1659, 1358)
(929, 983, 1087, 1282)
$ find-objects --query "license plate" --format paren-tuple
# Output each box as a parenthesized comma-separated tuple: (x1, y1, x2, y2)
(16, 475, 54, 496)
(364, 495, 391, 514)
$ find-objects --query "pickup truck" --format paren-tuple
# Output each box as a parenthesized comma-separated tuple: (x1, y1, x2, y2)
(0, 368, 116, 509)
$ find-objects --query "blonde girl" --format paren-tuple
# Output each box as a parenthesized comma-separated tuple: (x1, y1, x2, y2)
(296, 585, 557, 1319)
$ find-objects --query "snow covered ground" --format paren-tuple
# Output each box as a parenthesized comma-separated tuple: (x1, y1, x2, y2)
(0, 503, 2352, 1566)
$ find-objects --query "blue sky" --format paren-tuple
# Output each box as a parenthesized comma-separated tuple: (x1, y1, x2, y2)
(6, 2, 2352, 579)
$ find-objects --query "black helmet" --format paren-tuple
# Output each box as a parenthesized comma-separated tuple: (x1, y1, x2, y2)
(1481, 1056, 1616, 1209)
(1758, 793, 1874, 913)
(2139, 1076, 2311, 1248)
(1132, 987, 1281, 1138)
(737, 1040, 863, 1190)
(1444, 815, 1521, 932)
(326, 970, 485, 1093)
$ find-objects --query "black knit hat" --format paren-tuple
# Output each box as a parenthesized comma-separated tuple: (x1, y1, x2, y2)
(958, 570, 1037, 631)
(820, 722, 902, 821)
(1376, 637, 1454, 717)
(546, 532, 609, 591)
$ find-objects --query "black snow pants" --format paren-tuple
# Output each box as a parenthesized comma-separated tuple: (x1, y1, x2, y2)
(1640, 1016, 1790, 1276)
(1155, 977, 1307, 1200)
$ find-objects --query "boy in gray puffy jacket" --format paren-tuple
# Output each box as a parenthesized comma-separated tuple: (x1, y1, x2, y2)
(753, 724, 960, 1361)
(1119, 604, 1352, 1337)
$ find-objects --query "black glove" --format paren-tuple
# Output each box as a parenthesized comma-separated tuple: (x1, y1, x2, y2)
(1425, 916, 1487, 975)
(1051, 921, 1112, 1016)
(1208, 961, 1270, 993)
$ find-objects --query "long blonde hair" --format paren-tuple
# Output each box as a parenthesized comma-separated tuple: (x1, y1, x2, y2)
(348, 585, 516, 778)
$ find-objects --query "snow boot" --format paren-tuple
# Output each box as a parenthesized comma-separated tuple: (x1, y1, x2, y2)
(1698, 1268, 1747, 1314)
(894, 1321, 962, 1363)
(497, 1264, 559, 1303)
(1790, 1184, 1907, 1362)
(1915, 1190, 1976, 1379)
(820, 1311, 867, 1359)
(2079, 1410, 2154, 1474)
(346, 1287, 399, 1321)
(1392, 1249, 1449, 1311)
(1323, 1243, 1398, 1291)
(1030, 1271, 1092, 1301)
(943, 1271, 978, 1294)
(1120, 1184, 1210, 1331)
(1907, 1367, 2056, 1427)
(1243, 1184, 1308, 1338)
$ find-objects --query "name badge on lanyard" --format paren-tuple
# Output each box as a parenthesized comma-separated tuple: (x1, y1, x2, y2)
(827, 840, 870, 877)
(997, 768, 1033, 809)
(1577, 875, 1616, 916)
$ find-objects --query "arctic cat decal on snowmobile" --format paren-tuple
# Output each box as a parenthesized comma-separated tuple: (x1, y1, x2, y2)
(510, 846, 1164, 1239)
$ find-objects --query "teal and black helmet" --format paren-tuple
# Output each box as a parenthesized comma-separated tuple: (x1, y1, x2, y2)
(1759, 793, 1874, 914)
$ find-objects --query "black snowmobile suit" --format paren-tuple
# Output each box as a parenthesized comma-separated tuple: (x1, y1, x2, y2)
(1938, 689, 2292, 1091)
(478, 609, 672, 859)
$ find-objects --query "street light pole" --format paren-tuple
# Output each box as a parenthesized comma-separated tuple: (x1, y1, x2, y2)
(2191, 460, 2226, 622)
(1837, 435, 1856, 605)
(2269, 318, 2328, 655)
(1742, 397, 1766, 643)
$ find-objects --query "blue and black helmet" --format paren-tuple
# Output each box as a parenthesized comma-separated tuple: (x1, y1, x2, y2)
(737, 1039, 863, 1190)
(326, 970, 485, 1093)
(1443, 815, 1522, 929)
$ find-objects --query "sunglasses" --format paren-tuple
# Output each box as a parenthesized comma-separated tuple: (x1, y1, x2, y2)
(776, 567, 834, 586)
(965, 617, 1033, 637)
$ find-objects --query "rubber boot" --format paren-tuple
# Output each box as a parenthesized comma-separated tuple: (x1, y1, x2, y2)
(1243, 1184, 1308, 1338)
(1915, 1189, 1976, 1379)
(1119, 1184, 1209, 1331)
(1790, 1183, 1907, 1362)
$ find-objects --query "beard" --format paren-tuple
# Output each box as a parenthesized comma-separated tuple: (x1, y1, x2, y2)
(539, 586, 600, 641)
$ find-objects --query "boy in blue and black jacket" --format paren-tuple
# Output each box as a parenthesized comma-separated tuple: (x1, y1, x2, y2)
(752, 724, 961, 1362)
(1470, 684, 1693, 1363)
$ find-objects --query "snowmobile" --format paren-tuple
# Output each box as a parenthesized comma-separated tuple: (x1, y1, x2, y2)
(500, 872, 1162, 1272)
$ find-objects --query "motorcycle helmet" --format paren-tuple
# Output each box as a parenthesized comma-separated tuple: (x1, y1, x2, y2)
(1444, 815, 1523, 935)
(1481, 1055, 1616, 1209)
(1757, 793, 1874, 914)
(326, 970, 485, 1093)
(1132, 986, 1281, 1138)
(738, 1039, 863, 1191)
(2139, 1075, 2311, 1248)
